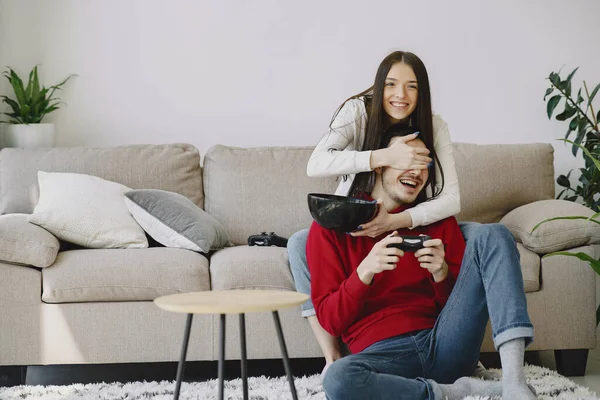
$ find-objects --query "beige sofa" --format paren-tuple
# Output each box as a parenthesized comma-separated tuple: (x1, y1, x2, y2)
(0, 142, 597, 383)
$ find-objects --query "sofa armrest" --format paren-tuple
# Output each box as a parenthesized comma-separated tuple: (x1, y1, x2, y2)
(499, 199, 600, 254)
(0, 213, 60, 267)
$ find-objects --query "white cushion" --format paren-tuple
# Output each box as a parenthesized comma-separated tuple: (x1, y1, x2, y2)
(28, 171, 148, 249)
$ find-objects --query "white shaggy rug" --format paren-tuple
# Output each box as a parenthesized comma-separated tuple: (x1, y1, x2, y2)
(0, 365, 597, 399)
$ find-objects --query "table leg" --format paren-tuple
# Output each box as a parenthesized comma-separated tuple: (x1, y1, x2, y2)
(218, 313, 226, 400)
(272, 311, 298, 400)
(239, 313, 248, 400)
(173, 313, 193, 400)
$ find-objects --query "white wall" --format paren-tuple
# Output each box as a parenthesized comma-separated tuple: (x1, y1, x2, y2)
(0, 0, 599, 183)
(1, 0, 600, 335)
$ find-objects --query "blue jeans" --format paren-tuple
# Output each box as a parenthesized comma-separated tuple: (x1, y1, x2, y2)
(287, 222, 484, 317)
(287, 223, 534, 400)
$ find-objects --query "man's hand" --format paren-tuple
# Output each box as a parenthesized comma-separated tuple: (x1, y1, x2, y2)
(356, 231, 405, 285)
(414, 236, 448, 282)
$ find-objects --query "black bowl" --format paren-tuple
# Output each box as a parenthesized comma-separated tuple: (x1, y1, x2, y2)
(307, 193, 378, 232)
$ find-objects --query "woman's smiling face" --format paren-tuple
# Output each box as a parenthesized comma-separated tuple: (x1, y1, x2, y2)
(382, 62, 419, 123)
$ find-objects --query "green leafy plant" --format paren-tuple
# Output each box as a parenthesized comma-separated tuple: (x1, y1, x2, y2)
(1, 66, 75, 124)
(533, 138, 600, 324)
(544, 68, 600, 211)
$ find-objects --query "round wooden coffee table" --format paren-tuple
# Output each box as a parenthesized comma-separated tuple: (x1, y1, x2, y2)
(154, 289, 309, 400)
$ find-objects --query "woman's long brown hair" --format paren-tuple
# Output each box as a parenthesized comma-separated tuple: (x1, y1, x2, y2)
(328, 51, 444, 201)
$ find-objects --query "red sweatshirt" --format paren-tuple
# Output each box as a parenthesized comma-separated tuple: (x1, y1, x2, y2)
(306, 203, 466, 354)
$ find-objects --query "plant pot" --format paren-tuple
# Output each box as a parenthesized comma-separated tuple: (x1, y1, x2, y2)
(3, 123, 55, 148)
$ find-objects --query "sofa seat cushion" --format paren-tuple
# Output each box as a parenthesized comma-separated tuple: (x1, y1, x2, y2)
(210, 246, 294, 291)
(210, 244, 539, 293)
(42, 248, 210, 303)
(517, 243, 540, 292)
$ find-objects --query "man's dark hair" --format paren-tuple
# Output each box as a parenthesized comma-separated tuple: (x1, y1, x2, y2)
(380, 123, 418, 148)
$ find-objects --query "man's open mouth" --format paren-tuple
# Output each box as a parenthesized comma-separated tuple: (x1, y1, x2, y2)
(399, 179, 419, 189)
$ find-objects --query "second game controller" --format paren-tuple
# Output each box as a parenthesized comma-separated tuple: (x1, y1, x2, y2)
(387, 235, 432, 252)
(248, 232, 288, 247)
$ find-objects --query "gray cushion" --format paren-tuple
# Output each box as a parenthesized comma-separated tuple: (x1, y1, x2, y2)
(124, 189, 231, 253)
(500, 199, 600, 254)
(0, 213, 59, 267)
(42, 248, 210, 303)
(0, 144, 203, 214)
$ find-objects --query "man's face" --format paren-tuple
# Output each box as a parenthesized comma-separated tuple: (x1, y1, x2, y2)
(380, 137, 429, 205)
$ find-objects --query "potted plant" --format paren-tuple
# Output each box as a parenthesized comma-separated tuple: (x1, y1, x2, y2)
(544, 67, 600, 210)
(540, 68, 600, 323)
(1, 66, 74, 148)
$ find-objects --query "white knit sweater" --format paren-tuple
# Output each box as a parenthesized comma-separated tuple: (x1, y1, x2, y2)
(306, 98, 461, 228)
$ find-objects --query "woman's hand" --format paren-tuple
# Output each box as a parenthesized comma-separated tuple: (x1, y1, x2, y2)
(350, 200, 393, 238)
(414, 237, 448, 282)
(356, 231, 405, 285)
(371, 133, 432, 170)
(351, 203, 412, 238)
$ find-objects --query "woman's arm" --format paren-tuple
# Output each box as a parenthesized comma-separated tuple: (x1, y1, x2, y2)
(307, 99, 373, 178)
(404, 116, 461, 228)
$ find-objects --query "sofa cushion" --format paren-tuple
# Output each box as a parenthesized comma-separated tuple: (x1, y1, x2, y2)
(42, 248, 210, 303)
(453, 143, 555, 223)
(124, 189, 231, 253)
(210, 246, 294, 291)
(500, 199, 600, 254)
(203, 145, 338, 245)
(28, 172, 148, 249)
(0, 213, 59, 267)
(517, 243, 540, 293)
(0, 143, 203, 215)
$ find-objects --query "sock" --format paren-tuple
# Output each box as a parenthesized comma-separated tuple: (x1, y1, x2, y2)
(438, 377, 502, 400)
(499, 338, 537, 399)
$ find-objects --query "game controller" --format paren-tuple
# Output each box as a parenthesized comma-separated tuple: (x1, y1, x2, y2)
(248, 232, 288, 247)
(387, 235, 431, 252)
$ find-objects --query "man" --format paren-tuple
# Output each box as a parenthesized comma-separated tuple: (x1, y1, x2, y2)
(307, 130, 536, 400)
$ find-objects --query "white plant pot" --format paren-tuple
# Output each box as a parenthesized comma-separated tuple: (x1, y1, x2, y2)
(3, 123, 55, 148)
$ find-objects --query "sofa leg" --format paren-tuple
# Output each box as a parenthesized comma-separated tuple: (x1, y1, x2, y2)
(0, 366, 27, 387)
(554, 349, 589, 376)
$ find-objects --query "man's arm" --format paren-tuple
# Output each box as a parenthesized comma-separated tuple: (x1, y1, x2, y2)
(306, 223, 370, 336)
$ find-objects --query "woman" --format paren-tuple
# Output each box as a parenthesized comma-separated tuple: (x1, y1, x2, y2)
(288, 51, 489, 376)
